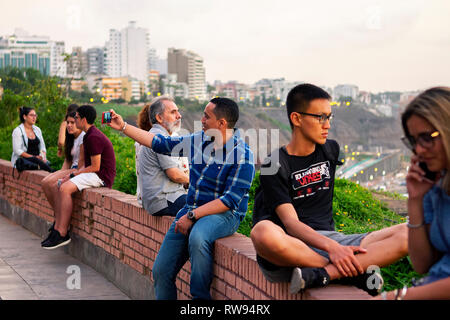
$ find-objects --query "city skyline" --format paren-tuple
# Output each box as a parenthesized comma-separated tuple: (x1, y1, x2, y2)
(1, 0, 449, 93)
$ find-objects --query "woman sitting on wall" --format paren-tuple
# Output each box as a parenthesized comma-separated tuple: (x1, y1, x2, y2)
(374, 87, 450, 300)
(12, 106, 53, 172)
(41, 110, 85, 243)
(56, 104, 79, 158)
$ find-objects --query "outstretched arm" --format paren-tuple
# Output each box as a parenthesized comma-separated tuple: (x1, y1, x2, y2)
(108, 109, 156, 148)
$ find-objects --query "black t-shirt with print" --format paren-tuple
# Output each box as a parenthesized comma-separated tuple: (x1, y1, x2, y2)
(253, 140, 339, 232)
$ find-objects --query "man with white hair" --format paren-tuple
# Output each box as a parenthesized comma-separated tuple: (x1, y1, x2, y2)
(139, 96, 189, 216)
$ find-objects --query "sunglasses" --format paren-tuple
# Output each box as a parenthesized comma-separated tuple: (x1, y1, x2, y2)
(296, 112, 333, 124)
(401, 131, 440, 151)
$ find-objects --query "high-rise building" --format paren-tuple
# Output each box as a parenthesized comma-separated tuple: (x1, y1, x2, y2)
(121, 21, 149, 82)
(51, 41, 66, 77)
(0, 29, 66, 77)
(66, 47, 88, 78)
(104, 29, 122, 77)
(104, 21, 149, 83)
(86, 47, 104, 75)
(148, 48, 168, 76)
(168, 48, 206, 100)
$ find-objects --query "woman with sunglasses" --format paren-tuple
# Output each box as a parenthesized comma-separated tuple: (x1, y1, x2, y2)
(11, 107, 53, 172)
(375, 87, 450, 300)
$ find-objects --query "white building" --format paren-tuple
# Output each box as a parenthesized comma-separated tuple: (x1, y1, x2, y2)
(50, 41, 66, 77)
(104, 29, 122, 78)
(0, 29, 66, 77)
(104, 21, 149, 84)
(333, 84, 359, 100)
(148, 48, 168, 76)
(376, 104, 393, 117)
(161, 73, 189, 99)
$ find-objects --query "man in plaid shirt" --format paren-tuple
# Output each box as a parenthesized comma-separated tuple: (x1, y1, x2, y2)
(109, 97, 255, 300)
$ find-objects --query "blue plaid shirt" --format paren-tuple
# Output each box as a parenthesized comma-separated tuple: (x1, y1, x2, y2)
(151, 129, 255, 220)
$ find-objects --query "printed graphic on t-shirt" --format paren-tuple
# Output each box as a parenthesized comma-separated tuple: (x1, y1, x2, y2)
(291, 161, 331, 199)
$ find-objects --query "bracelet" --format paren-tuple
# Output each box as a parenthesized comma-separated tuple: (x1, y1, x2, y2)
(406, 216, 425, 229)
(121, 121, 127, 132)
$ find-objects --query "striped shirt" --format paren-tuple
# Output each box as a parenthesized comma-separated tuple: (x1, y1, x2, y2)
(151, 129, 255, 220)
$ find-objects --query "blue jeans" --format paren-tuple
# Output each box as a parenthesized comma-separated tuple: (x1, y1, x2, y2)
(152, 210, 240, 300)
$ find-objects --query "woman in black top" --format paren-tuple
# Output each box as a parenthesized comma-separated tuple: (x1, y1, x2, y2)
(11, 107, 53, 172)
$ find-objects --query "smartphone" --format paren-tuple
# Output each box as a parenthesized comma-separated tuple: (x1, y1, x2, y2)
(419, 162, 437, 181)
(102, 111, 112, 124)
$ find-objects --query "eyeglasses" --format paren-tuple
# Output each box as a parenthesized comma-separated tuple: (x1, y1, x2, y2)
(297, 112, 333, 124)
(401, 131, 440, 151)
(27, 114, 37, 118)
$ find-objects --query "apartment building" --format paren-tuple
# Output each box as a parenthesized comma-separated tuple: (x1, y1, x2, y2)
(168, 48, 206, 100)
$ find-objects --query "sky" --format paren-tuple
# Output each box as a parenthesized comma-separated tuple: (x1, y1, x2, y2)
(1, 0, 449, 93)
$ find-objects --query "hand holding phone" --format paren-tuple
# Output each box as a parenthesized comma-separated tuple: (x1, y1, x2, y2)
(102, 111, 112, 124)
(419, 162, 437, 181)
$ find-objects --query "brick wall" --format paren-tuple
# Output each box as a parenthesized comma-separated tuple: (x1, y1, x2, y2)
(0, 159, 369, 300)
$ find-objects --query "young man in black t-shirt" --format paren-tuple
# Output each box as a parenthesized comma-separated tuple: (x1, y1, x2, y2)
(251, 84, 408, 296)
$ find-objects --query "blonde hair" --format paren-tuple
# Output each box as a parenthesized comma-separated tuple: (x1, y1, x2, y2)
(401, 87, 450, 193)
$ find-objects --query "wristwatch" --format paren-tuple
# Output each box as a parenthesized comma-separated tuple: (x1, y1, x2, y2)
(69, 172, 75, 178)
(187, 210, 197, 223)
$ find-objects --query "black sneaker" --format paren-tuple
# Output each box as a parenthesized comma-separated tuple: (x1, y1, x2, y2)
(40, 222, 56, 245)
(41, 230, 71, 250)
(333, 271, 384, 296)
(42, 222, 71, 244)
(48, 221, 55, 233)
(289, 267, 330, 294)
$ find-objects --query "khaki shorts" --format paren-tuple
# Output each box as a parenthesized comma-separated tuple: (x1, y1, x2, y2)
(257, 230, 369, 283)
(70, 172, 104, 191)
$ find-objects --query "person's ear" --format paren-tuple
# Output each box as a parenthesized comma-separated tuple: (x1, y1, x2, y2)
(155, 113, 163, 124)
(290, 112, 302, 128)
(218, 118, 227, 129)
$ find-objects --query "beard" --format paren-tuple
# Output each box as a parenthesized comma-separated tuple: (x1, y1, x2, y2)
(164, 119, 181, 134)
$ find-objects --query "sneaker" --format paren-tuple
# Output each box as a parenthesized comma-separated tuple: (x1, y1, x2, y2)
(289, 267, 330, 294)
(40, 222, 56, 245)
(333, 271, 384, 296)
(41, 230, 71, 250)
(41, 222, 71, 245)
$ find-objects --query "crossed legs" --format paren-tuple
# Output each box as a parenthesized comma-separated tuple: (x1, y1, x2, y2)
(41, 169, 72, 226)
(250, 220, 408, 281)
(55, 181, 79, 237)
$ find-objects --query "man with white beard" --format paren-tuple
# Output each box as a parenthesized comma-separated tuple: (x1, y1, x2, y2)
(138, 96, 189, 216)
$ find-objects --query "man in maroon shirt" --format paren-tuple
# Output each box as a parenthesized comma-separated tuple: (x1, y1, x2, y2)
(42, 105, 116, 249)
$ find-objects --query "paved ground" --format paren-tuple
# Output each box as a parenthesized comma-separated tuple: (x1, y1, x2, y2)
(0, 214, 130, 300)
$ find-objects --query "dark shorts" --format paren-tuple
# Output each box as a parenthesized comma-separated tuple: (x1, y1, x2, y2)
(152, 194, 187, 217)
(257, 230, 369, 283)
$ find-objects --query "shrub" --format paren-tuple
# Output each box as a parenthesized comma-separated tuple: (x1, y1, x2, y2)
(0, 68, 70, 168)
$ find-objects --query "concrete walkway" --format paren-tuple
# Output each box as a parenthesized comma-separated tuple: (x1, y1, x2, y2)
(0, 214, 130, 300)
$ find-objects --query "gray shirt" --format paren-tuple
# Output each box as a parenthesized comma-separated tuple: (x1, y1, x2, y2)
(138, 124, 187, 214)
